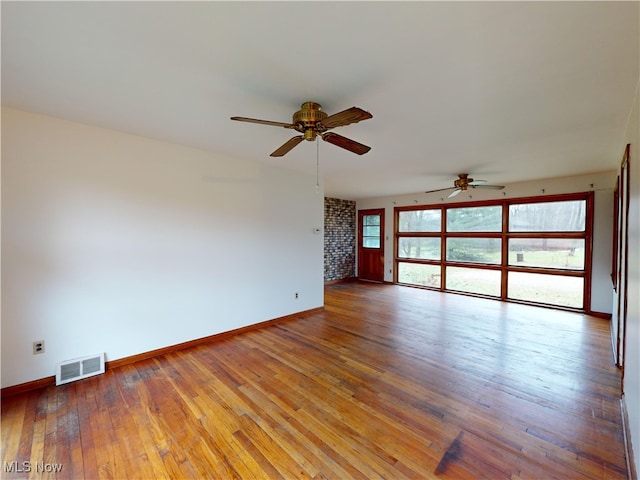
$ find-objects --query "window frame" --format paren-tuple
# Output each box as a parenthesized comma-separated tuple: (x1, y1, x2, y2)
(394, 192, 593, 312)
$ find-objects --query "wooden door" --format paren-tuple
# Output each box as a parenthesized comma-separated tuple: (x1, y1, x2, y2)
(358, 208, 385, 282)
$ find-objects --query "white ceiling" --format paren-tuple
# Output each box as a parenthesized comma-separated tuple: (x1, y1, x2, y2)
(2, 1, 638, 200)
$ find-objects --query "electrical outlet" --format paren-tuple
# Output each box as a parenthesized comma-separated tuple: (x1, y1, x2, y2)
(295, 292, 299, 299)
(33, 340, 45, 355)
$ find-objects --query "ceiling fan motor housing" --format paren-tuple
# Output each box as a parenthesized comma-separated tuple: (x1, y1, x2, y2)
(293, 102, 328, 140)
(454, 174, 472, 190)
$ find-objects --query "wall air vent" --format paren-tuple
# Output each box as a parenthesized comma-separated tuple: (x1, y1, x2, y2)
(56, 353, 105, 386)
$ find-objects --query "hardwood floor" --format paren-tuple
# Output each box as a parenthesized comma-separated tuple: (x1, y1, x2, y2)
(1, 282, 628, 479)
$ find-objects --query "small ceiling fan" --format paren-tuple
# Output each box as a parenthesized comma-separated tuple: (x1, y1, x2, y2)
(425, 173, 505, 198)
(231, 101, 372, 157)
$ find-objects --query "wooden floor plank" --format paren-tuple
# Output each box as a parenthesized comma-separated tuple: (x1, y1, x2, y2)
(0, 394, 27, 467)
(0, 282, 629, 479)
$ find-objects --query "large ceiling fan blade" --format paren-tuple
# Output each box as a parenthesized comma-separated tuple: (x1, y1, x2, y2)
(448, 188, 462, 198)
(424, 187, 455, 194)
(468, 179, 487, 185)
(270, 136, 304, 157)
(471, 184, 505, 190)
(321, 132, 371, 155)
(230, 116, 295, 129)
(321, 107, 373, 129)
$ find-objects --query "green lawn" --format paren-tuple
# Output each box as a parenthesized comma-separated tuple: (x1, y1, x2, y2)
(397, 249, 584, 309)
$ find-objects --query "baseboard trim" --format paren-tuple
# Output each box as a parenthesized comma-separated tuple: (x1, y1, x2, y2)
(324, 277, 357, 285)
(610, 317, 620, 366)
(1, 306, 324, 399)
(621, 395, 638, 480)
(589, 310, 613, 320)
(1, 375, 57, 399)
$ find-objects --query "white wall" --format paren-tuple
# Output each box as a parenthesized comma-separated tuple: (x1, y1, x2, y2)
(357, 171, 616, 314)
(620, 76, 640, 475)
(1, 107, 324, 388)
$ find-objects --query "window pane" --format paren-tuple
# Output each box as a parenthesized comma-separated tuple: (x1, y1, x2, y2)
(508, 272, 583, 308)
(398, 209, 441, 232)
(446, 267, 501, 296)
(446, 206, 502, 232)
(398, 238, 441, 260)
(446, 238, 501, 264)
(363, 226, 380, 237)
(363, 214, 380, 226)
(509, 200, 586, 232)
(508, 239, 585, 270)
(363, 237, 380, 248)
(398, 262, 441, 287)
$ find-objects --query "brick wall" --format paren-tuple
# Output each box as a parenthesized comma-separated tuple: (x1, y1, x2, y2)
(324, 197, 356, 282)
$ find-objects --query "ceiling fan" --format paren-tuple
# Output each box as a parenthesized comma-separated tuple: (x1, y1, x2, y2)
(231, 101, 372, 157)
(425, 173, 505, 198)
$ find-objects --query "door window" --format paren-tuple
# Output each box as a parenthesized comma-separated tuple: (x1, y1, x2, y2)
(362, 214, 381, 248)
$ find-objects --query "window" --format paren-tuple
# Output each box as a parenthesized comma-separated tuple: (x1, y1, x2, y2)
(508, 272, 583, 309)
(446, 266, 501, 297)
(507, 238, 585, 270)
(398, 237, 440, 260)
(509, 200, 586, 232)
(446, 238, 501, 264)
(395, 207, 442, 289)
(506, 198, 588, 308)
(362, 214, 381, 248)
(446, 206, 502, 232)
(397, 262, 440, 287)
(395, 193, 593, 311)
(398, 209, 441, 232)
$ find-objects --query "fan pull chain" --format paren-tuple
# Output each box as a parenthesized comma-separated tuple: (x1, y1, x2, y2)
(316, 139, 320, 192)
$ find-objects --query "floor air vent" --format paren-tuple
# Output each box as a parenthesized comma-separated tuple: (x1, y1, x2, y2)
(56, 353, 105, 386)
